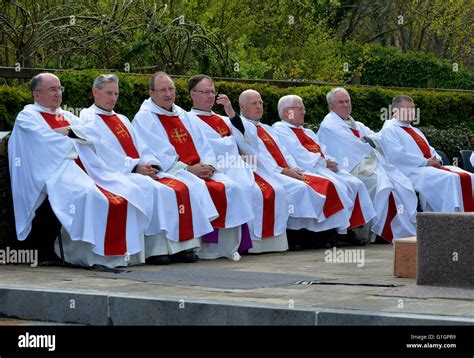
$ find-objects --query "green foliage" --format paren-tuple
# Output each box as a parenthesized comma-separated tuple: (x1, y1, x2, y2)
(1, 71, 473, 156)
(341, 43, 474, 90)
(1, 1, 473, 89)
(0, 86, 32, 131)
(419, 125, 473, 162)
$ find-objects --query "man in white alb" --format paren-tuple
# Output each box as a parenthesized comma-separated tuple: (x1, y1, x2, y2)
(380, 95, 473, 212)
(272, 95, 377, 242)
(232, 90, 355, 248)
(133, 72, 254, 261)
(9, 73, 152, 267)
(186, 75, 289, 253)
(317, 88, 418, 243)
(79, 74, 218, 265)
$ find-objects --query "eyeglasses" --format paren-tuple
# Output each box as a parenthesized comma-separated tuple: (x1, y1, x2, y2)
(152, 87, 176, 94)
(38, 86, 65, 93)
(192, 90, 217, 96)
(286, 106, 305, 111)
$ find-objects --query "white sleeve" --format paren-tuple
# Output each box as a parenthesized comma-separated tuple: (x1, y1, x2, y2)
(380, 126, 428, 170)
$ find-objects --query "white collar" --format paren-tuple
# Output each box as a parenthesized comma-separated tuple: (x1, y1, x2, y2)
(33, 102, 60, 114)
(389, 118, 411, 128)
(280, 120, 300, 128)
(329, 111, 355, 128)
(190, 108, 215, 116)
(91, 103, 115, 116)
(146, 98, 181, 115)
(241, 115, 261, 126)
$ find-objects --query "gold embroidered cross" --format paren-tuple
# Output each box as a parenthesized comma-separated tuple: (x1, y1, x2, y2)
(216, 126, 228, 137)
(115, 124, 130, 139)
(171, 128, 188, 144)
(104, 191, 125, 205)
(161, 179, 177, 188)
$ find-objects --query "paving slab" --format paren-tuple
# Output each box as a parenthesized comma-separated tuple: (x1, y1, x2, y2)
(0, 245, 472, 325)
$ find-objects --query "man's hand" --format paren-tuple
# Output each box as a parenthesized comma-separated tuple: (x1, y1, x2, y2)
(53, 126, 70, 136)
(186, 163, 215, 179)
(216, 94, 235, 118)
(282, 167, 304, 181)
(136, 164, 160, 177)
(326, 159, 338, 172)
(427, 156, 442, 168)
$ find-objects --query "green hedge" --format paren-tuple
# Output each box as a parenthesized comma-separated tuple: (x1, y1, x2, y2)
(340, 43, 474, 90)
(1, 70, 473, 141)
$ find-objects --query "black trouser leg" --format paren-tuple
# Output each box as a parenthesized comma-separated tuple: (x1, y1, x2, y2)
(15, 198, 62, 262)
(286, 229, 303, 251)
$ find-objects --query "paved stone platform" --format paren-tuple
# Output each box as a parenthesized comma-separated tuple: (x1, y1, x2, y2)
(0, 245, 473, 325)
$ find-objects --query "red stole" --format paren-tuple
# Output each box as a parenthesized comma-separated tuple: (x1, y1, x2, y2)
(290, 127, 325, 157)
(98, 113, 195, 241)
(350, 128, 361, 138)
(380, 192, 397, 243)
(253, 173, 275, 238)
(156, 113, 228, 227)
(401, 127, 431, 159)
(257, 126, 289, 168)
(303, 175, 344, 218)
(291, 127, 363, 226)
(349, 193, 365, 229)
(401, 126, 473, 212)
(196, 114, 231, 137)
(99, 114, 140, 158)
(198, 116, 277, 232)
(40, 112, 128, 255)
(157, 114, 201, 165)
(40, 112, 70, 129)
(257, 125, 344, 218)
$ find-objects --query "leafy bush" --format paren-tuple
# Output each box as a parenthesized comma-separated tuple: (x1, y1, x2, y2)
(1, 70, 472, 149)
(341, 43, 474, 90)
(418, 124, 473, 163)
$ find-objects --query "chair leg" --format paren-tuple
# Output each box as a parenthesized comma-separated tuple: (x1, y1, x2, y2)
(57, 231, 65, 267)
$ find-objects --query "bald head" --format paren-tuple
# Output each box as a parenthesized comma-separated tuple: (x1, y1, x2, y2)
(239, 90, 264, 121)
(31, 73, 59, 93)
(31, 73, 63, 111)
(239, 90, 260, 105)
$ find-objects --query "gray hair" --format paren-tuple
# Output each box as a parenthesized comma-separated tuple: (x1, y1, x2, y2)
(392, 95, 414, 108)
(278, 95, 302, 119)
(93, 74, 119, 89)
(326, 87, 350, 105)
(31, 72, 58, 92)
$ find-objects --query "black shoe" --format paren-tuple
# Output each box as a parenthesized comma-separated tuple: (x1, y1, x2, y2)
(302, 230, 331, 249)
(37, 258, 65, 267)
(335, 231, 367, 246)
(170, 250, 199, 263)
(288, 243, 302, 251)
(373, 235, 391, 244)
(89, 264, 124, 273)
(146, 255, 171, 265)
